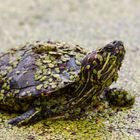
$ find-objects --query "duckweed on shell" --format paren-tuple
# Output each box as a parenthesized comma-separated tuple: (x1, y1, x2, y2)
(36, 84, 43, 90)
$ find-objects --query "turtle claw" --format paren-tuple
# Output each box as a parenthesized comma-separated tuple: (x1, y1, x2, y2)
(8, 117, 22, 126)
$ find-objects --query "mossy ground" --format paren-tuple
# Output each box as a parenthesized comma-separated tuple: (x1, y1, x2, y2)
(0, 108, 137, 140)
(0, 0, 140, 139)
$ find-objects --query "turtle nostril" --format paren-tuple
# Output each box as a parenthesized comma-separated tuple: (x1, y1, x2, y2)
(112, 40, 123, 47)
(112, 41, 118, 44)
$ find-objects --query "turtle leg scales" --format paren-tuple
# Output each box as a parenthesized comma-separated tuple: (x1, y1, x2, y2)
(8, 107, 54, 126)
(104, 88, 135, 107)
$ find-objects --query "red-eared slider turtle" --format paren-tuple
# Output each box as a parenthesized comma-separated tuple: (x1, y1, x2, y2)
(0, 40, 135, 125)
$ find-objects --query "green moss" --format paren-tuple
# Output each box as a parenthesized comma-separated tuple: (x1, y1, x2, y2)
(0, 111, 109, 140)
(0, 99, 139, 140)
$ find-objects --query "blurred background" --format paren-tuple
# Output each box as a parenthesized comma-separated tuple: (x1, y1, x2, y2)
(0, 0, 140, 52)
(0, 0, 140, 139)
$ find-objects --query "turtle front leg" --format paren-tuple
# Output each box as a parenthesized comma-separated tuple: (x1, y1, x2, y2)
(8, 107, 54, 126)
(104, 88, 135, 108)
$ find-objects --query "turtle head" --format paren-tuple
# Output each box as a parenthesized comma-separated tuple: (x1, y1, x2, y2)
(81, 41, 125, 85)
(100, 40, 125, 68)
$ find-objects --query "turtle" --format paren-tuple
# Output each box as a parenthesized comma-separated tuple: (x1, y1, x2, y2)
(0, 40, 135, 126)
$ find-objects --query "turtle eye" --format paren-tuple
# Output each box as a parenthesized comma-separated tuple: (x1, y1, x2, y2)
(106, 46, 113, 51)
(104, 45, 114, 53)
(112, 40, 123, 47)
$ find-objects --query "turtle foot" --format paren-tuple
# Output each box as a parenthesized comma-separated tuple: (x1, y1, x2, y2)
(104, 88, 135, 108)
(8, 107, 54, 126)
(8, 108, 37, 126)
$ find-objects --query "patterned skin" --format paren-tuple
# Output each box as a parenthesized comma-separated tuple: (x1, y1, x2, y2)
(0, 40, 135, 125)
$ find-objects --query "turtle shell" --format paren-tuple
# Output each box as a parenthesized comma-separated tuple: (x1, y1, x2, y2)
(0, 41, 88, 100)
